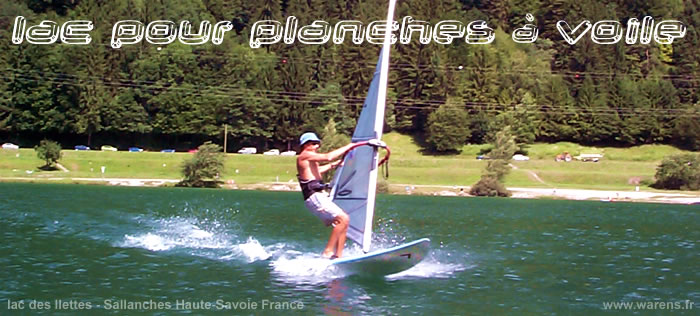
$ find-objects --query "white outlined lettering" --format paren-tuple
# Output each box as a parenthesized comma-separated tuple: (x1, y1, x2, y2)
(639, 16, 654, 44)
(332, 20, 364, 45)
(557, 20, 592, 45)
(512, 14, 538, 43)
(399, 16, 432, 45)
(298, 20, 332, 45)
(9, 15, 686, 48)
(465, 20, 495, 44)
(558, 16, 685, 45)
(13, 17, 93, 45)
(146, 20, 177, 45)
(433, 20, 465, 44)
(365, 20, 399, 45)
(591, 20, 623, 44)
(283, 16, 298, 44)
(178, 21, 212, 45)
(249, 20, 283, 48)
(211, 21, 233, 45)
(26, 20, 61, 44)
(12, 16, 26, 44)
(654, 20, 686, 44)
(60, 20, 93, 45)
(111, 20, 145, 48)
(625, 18, 641, 44)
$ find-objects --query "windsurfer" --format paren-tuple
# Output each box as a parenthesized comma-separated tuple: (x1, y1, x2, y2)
(296, 132, 355, 259)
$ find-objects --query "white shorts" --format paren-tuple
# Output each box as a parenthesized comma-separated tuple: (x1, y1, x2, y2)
(304, 192, 346, 226)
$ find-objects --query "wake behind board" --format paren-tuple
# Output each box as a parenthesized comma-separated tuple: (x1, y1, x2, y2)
(331, 238, 430, 276)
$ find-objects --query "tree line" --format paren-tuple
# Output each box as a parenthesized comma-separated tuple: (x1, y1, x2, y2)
(1, 0, 698, 152)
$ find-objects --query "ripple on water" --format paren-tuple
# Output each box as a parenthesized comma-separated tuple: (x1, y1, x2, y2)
(1, 184, 698, 315)
(504, 274, 523, 282)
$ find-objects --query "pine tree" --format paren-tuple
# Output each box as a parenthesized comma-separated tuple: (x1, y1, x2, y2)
(535, 76, 576, 141)
(637, 78, 679, 143)
(470, 126, 516, 197)
(607, 77, 640, 144)
(573, 76, 611, 143)
(671, 102, 700, 151)
(669, 1, 699, 106)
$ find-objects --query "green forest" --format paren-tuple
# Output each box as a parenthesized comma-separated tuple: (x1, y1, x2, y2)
(1, 0, 698, 152)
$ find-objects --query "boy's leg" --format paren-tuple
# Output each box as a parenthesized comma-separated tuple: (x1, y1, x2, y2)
(322, 213, 349, 258)
(334, 217, 348, 258)
(322, 226, 339, 258)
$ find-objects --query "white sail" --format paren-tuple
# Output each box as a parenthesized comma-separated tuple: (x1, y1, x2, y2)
(330, 0, 396, 253)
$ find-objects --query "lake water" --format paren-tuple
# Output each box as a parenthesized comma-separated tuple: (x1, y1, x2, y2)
(0, 183, 697, 315)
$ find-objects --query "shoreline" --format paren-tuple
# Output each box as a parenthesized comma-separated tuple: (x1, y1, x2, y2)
(2, 176, 699, 205)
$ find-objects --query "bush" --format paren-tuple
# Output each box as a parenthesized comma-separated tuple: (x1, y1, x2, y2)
(425, 99, 471, 152)
(470, 126, 516, 197)
(376, 178, 389, 194)
(652, 154, 700, 190)
(469, 176, 511, 197)
(35, 140, 62, 168)
(178, 142, 225, 188)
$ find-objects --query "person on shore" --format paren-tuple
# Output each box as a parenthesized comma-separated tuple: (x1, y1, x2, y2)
(296, 132, 355, 259)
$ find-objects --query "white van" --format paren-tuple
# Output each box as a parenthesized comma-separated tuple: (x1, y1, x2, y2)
(237, 147, 257, 154)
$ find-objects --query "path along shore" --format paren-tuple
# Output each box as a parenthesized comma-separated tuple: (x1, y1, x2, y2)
(2, 177, 699, 205)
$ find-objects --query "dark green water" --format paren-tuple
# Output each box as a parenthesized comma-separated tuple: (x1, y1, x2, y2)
(0, 183, 697, 315)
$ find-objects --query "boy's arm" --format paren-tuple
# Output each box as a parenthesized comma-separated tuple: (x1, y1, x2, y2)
(306, 143, 355, 163)
(317, 160, 342, 174)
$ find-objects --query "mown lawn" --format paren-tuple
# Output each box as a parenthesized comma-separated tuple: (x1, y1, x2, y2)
(1, 133, 694, 191)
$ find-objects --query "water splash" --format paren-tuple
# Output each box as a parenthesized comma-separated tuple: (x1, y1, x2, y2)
(386, 250, 473, 280)
(386, 258, 471, 280)
(118, 215, 272, 263)
(269, 244, 472, 283)
(119, 216, 231, 251)
(269, 251, 338, 283)
(123, 233, 174, 251)
(219, 237, 272, 262)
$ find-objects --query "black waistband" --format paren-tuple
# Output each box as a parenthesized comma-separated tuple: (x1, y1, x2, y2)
(298, 178, 328, 200)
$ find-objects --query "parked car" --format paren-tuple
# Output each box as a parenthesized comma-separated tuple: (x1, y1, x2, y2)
(101, 145, 117, 152)
(128, 147, 143, 152)
(237, 147, 257, 154)
(263, 149, 280, 155)
(188, 149, 198, 153)
(161, 149, 175, 153)
(280, 151, 296, 156)
(512, 154, 530, 161)
(476, 155, 490, 160)
(2, 143, 19, 150)
(75, 145, 90, 151)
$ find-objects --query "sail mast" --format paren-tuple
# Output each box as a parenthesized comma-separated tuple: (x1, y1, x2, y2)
(362, 0, 396, 251)
(374, 0, 395, 140)
(331, 0, 396, 253)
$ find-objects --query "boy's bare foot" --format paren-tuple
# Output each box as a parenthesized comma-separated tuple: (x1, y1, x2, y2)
(321, 251, 334, 259)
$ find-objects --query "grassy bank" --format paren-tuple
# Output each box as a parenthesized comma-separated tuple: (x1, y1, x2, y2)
(1, 133, 695, 191)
